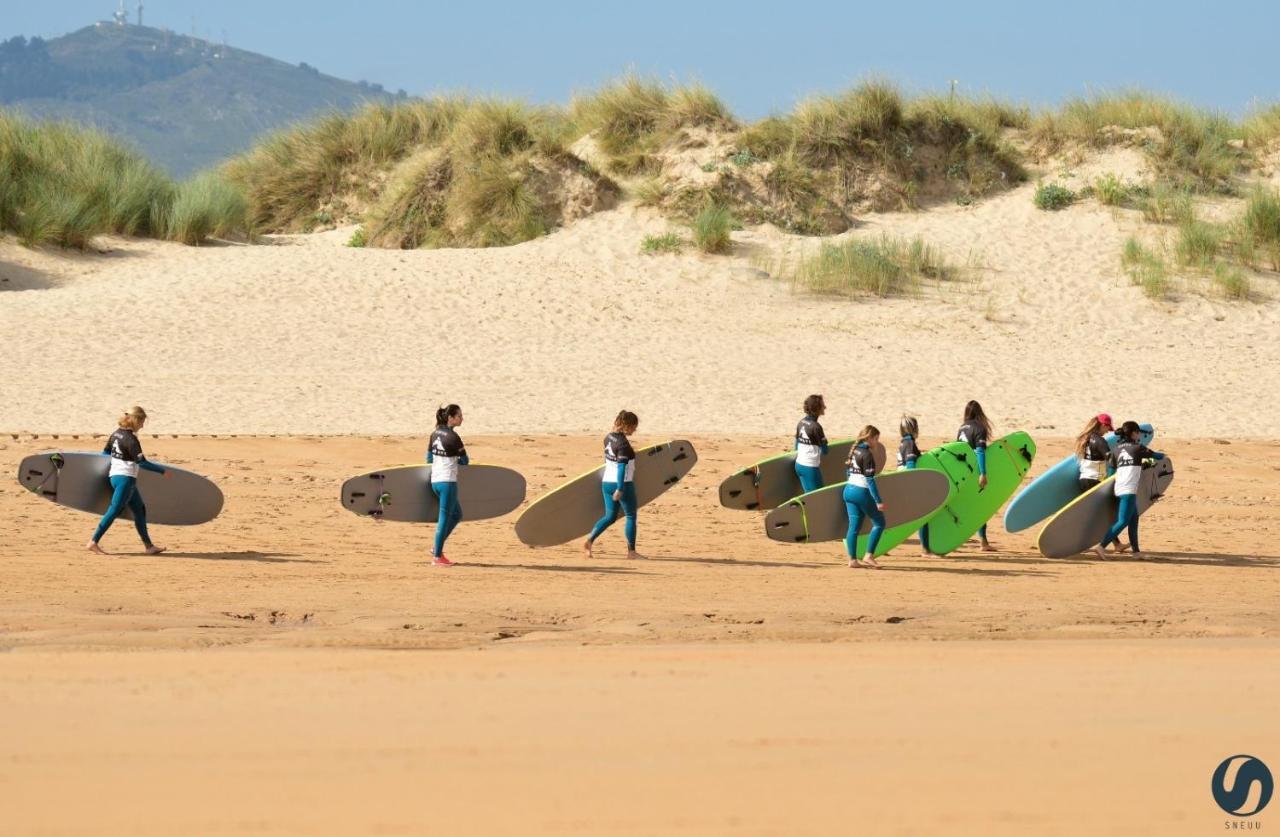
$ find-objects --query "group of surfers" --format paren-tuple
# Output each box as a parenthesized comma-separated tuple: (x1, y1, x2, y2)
(84, 401, 1165, 567)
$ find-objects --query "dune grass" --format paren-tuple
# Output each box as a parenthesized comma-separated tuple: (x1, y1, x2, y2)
(1213, 262, 1252, 300)
(1174, 218, 1222, 268)
(640, 232, 684, 254)
(0, 111, 248, 248)
(790, 235, 954, 297)
(1243, 104, 1280, 150)
(1137, 182, 1196, 224)
(1120, 237, 1172, 299)
(690, 204, 733, 254)
(1030, 92, 1246, 193)
(571, 76, 735, 175)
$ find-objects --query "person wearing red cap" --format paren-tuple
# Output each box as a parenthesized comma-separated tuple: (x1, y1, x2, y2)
(1075, 413, 1114, 494)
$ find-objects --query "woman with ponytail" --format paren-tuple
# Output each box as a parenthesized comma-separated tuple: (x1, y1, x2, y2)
(584, 410, 643, 560)
(957, 400, 997, 552)
(426, 403, 468, 567)
(844, 425, 887, 568)
(87, 406, 170, 555)
(897, 415, 933, 556)
(1075, 413, 1114, 494)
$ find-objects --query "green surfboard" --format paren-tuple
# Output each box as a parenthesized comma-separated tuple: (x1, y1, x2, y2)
(915, 432, 1037, 555)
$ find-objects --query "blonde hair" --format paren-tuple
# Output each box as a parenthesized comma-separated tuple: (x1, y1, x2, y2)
(856, 424, 880, 444)
(1074, 416, 1107, 456)
(118, 406, 147, 431)
(613, 409, 639, 432)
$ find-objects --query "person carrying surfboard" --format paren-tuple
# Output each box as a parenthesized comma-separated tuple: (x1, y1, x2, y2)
(583, 410, 643, 560)
(844, 426, 887, 569)
(897, 416, 933, 556)
(957, 400, 997, 552)
(1075, 413, 1115, 494)
(794, 395, 829, 494)
(86, 406, 170, 555)
(427, 404, 468, 567)
(1093, 421, 1165, 562)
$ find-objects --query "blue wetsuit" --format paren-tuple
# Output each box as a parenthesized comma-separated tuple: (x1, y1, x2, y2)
(588, 431, 638, 549)
(1100, 440, 1165, 553)
(898, 434, 930, 553)
(843, 442, 885, 559)
(91, 428, 164, 546)
(427, 425, 468, 557)
(957, 420, 990, 541)
(794, 415, 829, 494)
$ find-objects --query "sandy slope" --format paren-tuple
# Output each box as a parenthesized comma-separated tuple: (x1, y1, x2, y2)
(2, 167, 1278, 437)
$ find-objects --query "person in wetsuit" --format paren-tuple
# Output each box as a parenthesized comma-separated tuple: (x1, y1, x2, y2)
(844, 425, 887, 569)
(87, 406, 170, 555)
(898, 415, 933, 556)
(584, 410, 643, 560)
(1093, 420, 1166, 562)
(794, 394, 829, 494)
(427, 403, 469, 567)
(957, 400, 997, 552)
(1075, 412, 1115, 494)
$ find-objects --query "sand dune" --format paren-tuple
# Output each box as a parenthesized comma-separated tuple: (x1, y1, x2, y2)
(2, 164, 1277, 438)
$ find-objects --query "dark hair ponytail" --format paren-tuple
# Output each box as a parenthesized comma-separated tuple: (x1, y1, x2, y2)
(436, 403, 461, 426)
(963, 400, 992, 437)
(1117, 420, 1141, 440)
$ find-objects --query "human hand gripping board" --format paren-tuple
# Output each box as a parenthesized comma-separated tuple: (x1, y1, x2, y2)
(515, 440, 697, 547)
(17, 451, 223, 525)
(340, 464, 526, 522)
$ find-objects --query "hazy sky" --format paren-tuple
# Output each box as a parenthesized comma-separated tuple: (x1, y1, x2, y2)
(7, 0, 1279, 116)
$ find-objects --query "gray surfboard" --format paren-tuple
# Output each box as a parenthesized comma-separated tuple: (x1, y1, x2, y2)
(340, 464, 526, 522)
(1037, 457, 1175, 559)
(515, 440, 697, 547)
(763, 469, 952, 549)
(718, 440, 888, 511)
(17, 451, 223, 525)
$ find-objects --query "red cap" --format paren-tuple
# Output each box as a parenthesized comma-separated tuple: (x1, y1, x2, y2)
(1097, 413, 1113, 428)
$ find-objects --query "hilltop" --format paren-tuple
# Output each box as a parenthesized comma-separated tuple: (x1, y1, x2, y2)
(0, 22, 398, 176)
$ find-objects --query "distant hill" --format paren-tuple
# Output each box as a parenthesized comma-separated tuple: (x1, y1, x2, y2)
(0, 22, 401, 177)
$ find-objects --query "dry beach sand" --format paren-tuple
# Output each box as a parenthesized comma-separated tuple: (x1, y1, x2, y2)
(3, 164, 1280, 834)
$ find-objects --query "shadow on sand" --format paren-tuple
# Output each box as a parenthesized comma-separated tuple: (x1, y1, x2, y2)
(461, 561, 651, 576)
(155, 551, 322, 564)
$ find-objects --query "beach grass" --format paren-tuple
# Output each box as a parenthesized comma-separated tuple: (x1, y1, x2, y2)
(1213, 262, 1252, 300)
(690, 204, 733, 253)
(1121, 237, 1172, 299)
(1175, 218, 1222, 268)
(0, 111, 248, 248)
(640, 232, 684, 254)
(791, 235, 954, 297)
(166, 172, 250, 245)
(1034, 183, 1076, 210)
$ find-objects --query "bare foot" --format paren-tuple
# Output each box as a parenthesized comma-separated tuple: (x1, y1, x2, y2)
(1132, 551, 1149, 561)
(1092, 546, 1108, 560)
(1112, 542, 1130, 553)
(848, 558, 862, 568)
(86, 541, 107, 555)
(626, 550, 645, 560)
(582, 539, 594, 558)
(858, 557, 883, 569)
(979, 541, 997, 553)
(145, 545, 167, 555)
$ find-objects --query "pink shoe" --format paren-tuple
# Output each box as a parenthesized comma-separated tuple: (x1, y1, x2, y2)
(431, 555, 455, 567)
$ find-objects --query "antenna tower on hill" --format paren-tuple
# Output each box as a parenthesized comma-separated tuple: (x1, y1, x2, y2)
(137, 1, 144, 27)
(113, 0, 128, 25)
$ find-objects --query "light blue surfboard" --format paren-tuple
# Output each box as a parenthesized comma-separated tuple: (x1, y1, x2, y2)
(1003, 423, 1154, 533)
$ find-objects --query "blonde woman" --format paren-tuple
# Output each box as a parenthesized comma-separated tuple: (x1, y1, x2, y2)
(87, 407, 170, 555)
(844, 425, 886, 569)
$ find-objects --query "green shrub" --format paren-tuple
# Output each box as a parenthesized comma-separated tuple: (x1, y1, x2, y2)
(690, 204, 733, 253)
(1242, 187, 1280, 247)
(1120, 237, 1171, 299)
(1034, 183, 1076, 210)
(791, 235, 953, 297)
(347, 227, 367, 247)
(640, 232, 683, 254)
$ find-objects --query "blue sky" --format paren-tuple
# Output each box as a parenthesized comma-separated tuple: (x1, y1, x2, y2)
(7, 0, 1279, 116)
